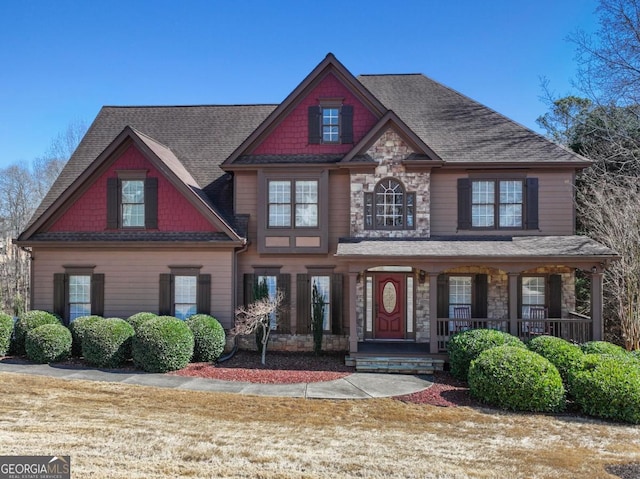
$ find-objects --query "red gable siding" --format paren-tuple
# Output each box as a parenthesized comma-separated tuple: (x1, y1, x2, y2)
(49, 145, 217, 232)
(253, 72, 378, 155)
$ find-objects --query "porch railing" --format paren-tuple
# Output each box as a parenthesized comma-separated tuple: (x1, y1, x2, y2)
(436, 317, 593, 353)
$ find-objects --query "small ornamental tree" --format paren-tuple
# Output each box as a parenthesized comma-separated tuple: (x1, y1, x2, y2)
(253, 278, 269, 355)
(311, 280, 326, 355)
(232, 290, 283, 365)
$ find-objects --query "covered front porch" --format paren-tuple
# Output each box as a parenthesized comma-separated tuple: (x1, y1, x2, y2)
(336, 236, 618, 356)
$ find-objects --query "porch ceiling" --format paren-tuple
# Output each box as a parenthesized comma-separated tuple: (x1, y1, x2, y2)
(335, 236, 618, 265)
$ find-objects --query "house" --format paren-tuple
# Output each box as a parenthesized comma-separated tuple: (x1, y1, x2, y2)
(17, 54, 617, 360)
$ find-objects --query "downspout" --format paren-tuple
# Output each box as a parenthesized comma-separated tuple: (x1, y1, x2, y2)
(218, 238, 249, 363)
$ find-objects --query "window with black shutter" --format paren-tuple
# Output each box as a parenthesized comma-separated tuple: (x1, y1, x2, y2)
(54, 268, 104, 324)
(106, 174, 158, 230)
(159, 268, 211, 319)
(308, 104, 354, 144)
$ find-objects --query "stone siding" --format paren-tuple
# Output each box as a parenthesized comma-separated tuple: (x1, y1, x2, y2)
(350, 129, 430, 238)
(236, 334, 349, 353)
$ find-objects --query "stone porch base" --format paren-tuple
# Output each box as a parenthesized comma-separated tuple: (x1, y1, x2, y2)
(234, 334, 349, 353)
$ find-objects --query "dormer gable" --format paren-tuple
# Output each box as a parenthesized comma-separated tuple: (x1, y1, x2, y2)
(223, 53, 386, 167)
(19, 127, 243, 243)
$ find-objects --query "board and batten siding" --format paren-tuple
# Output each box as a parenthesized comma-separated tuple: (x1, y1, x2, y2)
(233, 169, 351, 334)
(430, 170, 576, 236)
(31, 248, 235, 327)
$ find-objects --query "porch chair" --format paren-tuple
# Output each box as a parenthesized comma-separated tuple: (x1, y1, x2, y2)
(526, 306, 548, 336)
(451, 306, 472, 334)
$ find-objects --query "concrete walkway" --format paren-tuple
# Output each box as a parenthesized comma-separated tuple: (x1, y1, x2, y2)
(0, 360, 433, 400)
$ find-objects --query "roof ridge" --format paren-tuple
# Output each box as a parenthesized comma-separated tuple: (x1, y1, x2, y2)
(358, 73, 424, 77)
(101, 103, 279, 109)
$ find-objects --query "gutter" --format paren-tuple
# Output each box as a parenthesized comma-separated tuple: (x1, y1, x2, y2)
(219, 238, 249, 363)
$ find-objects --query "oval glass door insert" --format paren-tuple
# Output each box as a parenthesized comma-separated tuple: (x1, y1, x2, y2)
(382, 281, 397, 313)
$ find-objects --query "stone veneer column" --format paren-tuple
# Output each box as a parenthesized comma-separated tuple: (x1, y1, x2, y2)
(429, 273, 439, 354)
(508, 273, 519, 336)
(590, 272, 604, 341)
(348, 272, 359, 353)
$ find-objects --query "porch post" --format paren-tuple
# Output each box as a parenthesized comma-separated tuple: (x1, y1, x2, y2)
(429, 273, 439, 354)
(508, 273, 519, 336)
(590, 272, 604, 341)
(348, 272, 358, 353)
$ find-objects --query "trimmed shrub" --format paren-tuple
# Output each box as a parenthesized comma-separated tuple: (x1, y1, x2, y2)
(632, 350, 640, 360)
(527, 335, 584, 384)
(126, 312, 157, 332)
(0, 313, 14, 357)
(133, 316, 194, 372)
(13, 310, 61, 355)
(82, 318, 135, 368)
(69, 316, 103, 357)
(448, 329, 526, 380)
(25, 323, 72, 364)
(186, 314, 226, 362)
(469, 346, 565, 412)
(581, 341, 629, 358)
(568, 354, 640, 424)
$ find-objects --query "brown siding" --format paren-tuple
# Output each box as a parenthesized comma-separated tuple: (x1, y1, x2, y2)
(31, 248, 235, 328)
(430, 170, 575, 236)
(234, 169, 351, 334)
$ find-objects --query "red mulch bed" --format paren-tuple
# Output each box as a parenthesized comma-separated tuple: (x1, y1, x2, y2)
(395, 371, 480, 407)
(171, 350, 354, 384)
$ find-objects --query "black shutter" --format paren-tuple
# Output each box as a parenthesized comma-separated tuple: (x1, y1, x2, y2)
(145, 177, 158, 229)
(243, 274, 256, 307)
(159, 274, 172, 315)
(331, 273, 344, 334)
(197, 274, 211, 315)
(341, 105, 354, 144)
(548, 274, 562, 318)
(296, 274, 310, 334)
(525, 178, 539, 230)
(517, 276, 523, 319)
(473, 274, 488, 319)
(277, 274, 291, 333)
(457, 178, 471, 230)
(437, 274, 449, 319)
(91, 273, 105, 317)
(53, 273, 68, 323)
(308, 106, 321, 144)
(106, 178, 119, 229)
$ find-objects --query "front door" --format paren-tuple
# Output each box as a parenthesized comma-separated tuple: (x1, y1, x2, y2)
(375, 274, 405, 339)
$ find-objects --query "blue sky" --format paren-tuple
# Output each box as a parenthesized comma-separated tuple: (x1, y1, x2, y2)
(0, 0, 599, 168)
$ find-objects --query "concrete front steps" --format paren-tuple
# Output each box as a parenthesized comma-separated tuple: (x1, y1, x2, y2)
(345, 354, 445, 375)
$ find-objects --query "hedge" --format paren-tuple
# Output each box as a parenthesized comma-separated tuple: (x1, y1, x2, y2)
(69, 315, 103, 357)
(82, 318, 135, 368)
(0, 313, 13, 357)
(126, 312, 158, 332)
(568, 354, 640, 424)
(448, 328, 526, 380)
(186, 314, 226, 362)
(580, 341, 629, 358)
(469, 346, 565, 412)
(527, 335, 584, 385)
(13, 310, 61, 355)
(25, 323, 72, 364)
(133, 316, 194, 373)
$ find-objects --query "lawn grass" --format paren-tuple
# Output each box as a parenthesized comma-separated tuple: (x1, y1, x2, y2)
(0, 372, 638, 478)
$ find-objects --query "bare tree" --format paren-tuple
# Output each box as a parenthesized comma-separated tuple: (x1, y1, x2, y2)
(231, 291, 283, 365)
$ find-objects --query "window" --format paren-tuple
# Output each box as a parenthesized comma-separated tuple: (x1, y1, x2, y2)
(471, 180, 523, 228)
(364, 179, 415, 230)
(448, 276, 472, 318)
(322, 108, 340, 143)
(311, 276, 331, 331)
(268, 180, 318, 228)
(69, 275, 91, 322)
(174, 276, 197, 320)
(107, 176, 158, 230)
(521, 276, 545, 319)
(257, 275, 278, 329)
(121, 180, 145, 227)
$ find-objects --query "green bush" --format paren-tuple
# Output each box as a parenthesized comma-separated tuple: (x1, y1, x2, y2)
(69, 316, 103, 357)
(448, 329, 526, 380)
(568, 354, 640, 424)
(527, 335, 584, 385)
(581, 341, 629, 358)
(126, 312, 157, 332)
(469, 346, 565, 412)
(133, 316, 194, 372)
(13, 310, 61, 355)
(0, 313, 14, 357)
(25, 323, 72, 364)
(632, 350, 640, 360)
(185, 314, 225, 362)
(82, 318, 135, 368)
